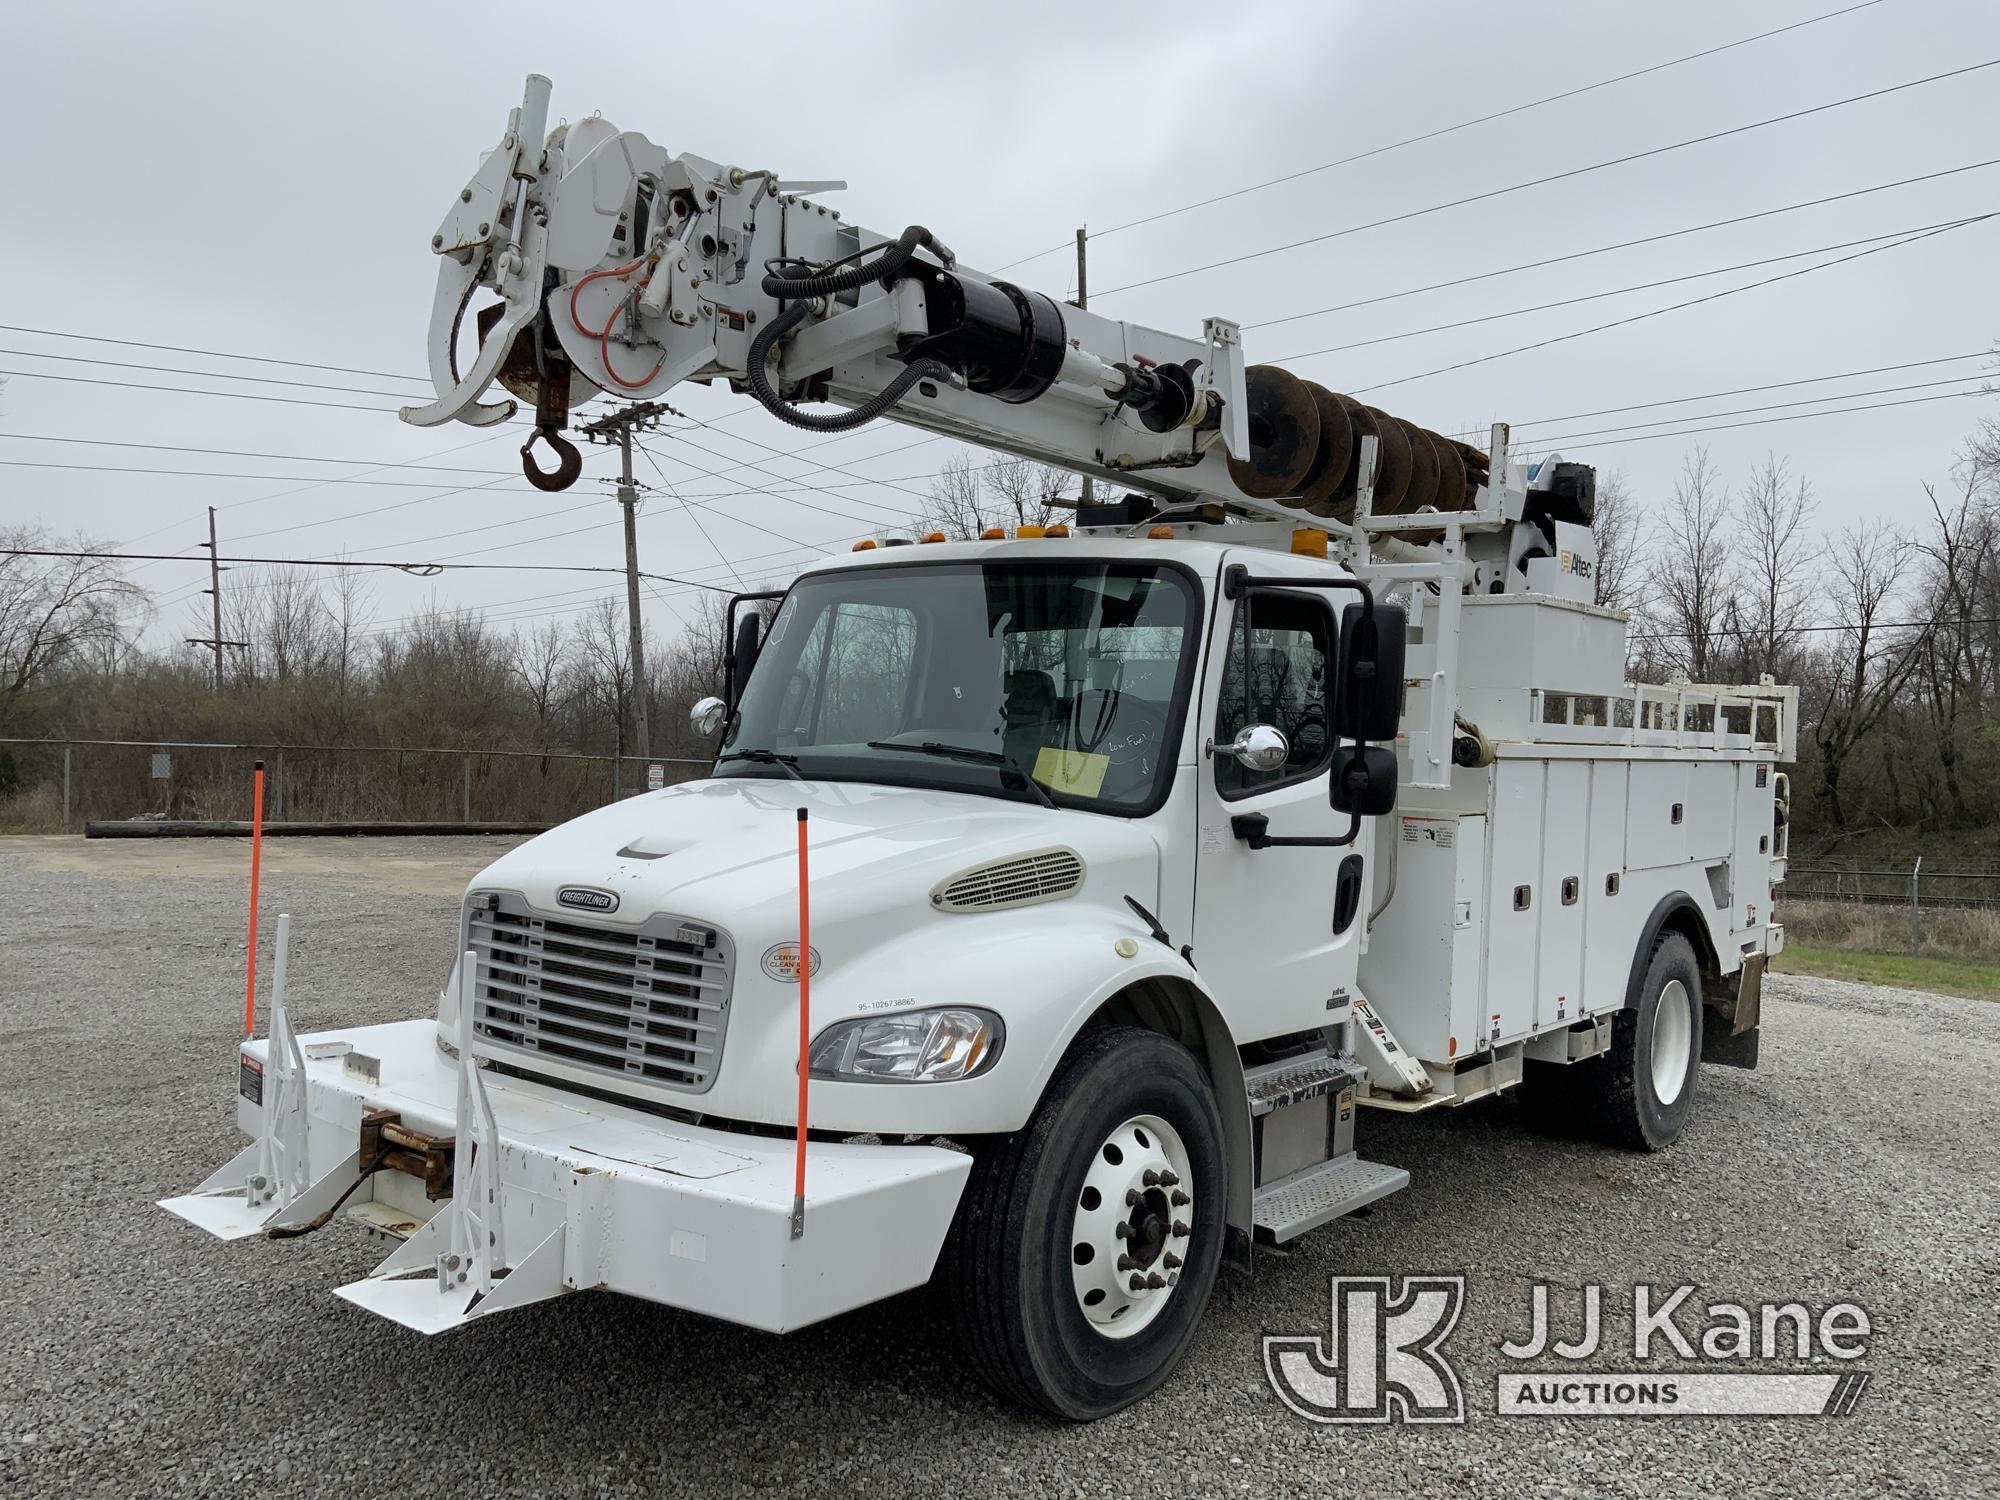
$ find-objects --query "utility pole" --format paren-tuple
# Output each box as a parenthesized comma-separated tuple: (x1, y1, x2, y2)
(579, 401, 672, 763)
(186, 506, 246, 690)
(1075, 227, 1094, 510)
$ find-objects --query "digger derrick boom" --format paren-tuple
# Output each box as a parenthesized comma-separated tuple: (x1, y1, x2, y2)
(406, 74, 1486, 529)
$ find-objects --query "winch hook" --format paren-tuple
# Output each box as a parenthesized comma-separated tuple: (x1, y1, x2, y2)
(521, 426, 583, 492)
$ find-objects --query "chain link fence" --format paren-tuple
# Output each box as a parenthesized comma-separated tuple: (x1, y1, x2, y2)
(0, 737, 713, 833)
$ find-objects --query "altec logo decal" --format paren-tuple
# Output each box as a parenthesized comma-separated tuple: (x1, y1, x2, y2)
(556, 887, 618, 913)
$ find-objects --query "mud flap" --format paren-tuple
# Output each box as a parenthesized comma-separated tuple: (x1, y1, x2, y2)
(1703, 1025, 1760, 1070)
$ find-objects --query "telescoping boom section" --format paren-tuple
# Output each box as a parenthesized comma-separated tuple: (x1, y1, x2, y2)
(161, 74, 1797, 1420)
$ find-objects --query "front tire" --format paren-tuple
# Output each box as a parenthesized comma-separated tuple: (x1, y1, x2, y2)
(942, 1025, 1226, 1420)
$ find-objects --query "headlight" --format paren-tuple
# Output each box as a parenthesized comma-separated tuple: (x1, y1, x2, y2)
(808, 1007, 1004, 1083)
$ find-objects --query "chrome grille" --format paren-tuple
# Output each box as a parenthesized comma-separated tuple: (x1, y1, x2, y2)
(933, 847, 1085, 912)
(466, 892, 733, 1093)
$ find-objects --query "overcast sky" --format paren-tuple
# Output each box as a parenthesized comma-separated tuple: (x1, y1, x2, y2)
(3, 0, 1997, 648)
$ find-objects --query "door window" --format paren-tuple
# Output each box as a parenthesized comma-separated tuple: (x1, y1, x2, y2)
(1214, 592, 1334, 797)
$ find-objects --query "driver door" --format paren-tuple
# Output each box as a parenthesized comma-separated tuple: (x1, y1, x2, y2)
(1189, 572, 1360, 1041)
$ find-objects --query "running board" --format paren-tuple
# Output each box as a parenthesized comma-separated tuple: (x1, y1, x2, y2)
(1252, 1153, 1409, 1245)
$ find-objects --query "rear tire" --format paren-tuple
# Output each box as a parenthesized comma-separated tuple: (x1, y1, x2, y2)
(942, 1025, 1226, 1420)
(1585, 931, 1703, 1151)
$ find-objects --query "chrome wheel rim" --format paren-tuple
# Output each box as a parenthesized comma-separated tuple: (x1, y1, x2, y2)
(1068, 1113, 1193, 1339)
(1652, 978, 1694, 1105)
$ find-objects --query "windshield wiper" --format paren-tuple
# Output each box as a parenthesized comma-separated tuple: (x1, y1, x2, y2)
(865, 740, 1059, 810)
(717, 747, 804, 781)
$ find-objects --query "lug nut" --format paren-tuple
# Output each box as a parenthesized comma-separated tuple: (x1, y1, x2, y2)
(1159, 1170, 1180, 1187)
(1129, 1273, 1147, 1292)
(1142, 1169, 1162, 1187)
(1145, 1272, 1168, 1289)
(1116, 1254, 1137, 1272)
(1170, 1189, 1191, 1207)
(1125, 1188, 1143, 1207)
(1172, 1220, 1191, 1239)
(1115, 1222, 1134, 1240)
(1163, 1252, 1183, 1270)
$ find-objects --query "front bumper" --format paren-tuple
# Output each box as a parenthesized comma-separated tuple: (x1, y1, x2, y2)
(160, 1019, 970, 1335)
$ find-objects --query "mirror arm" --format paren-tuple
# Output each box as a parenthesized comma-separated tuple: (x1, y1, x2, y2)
(1230, 811, 1362, 850)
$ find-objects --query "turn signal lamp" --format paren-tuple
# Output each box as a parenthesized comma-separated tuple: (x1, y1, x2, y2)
(1291, 528, 1329, 558)
(851, 539, 878, 551)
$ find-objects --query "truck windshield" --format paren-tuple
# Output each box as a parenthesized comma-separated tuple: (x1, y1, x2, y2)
(718, 560, 1200, 813)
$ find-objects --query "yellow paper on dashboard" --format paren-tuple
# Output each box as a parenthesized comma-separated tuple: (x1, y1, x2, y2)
(1033, 746, 1109, 797)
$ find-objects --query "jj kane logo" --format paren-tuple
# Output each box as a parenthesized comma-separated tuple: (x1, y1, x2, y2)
(556, 886, 618, 913)
(1265, 1277, 1873, 1423)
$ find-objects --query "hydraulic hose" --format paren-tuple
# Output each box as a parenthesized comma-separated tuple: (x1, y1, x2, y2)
(758, 224, 947, 300)
(747, 279, 956, 434)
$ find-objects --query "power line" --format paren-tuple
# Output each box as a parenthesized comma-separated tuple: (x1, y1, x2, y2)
(1092, 56, 2000, 299)
(1243, 158, 2000, 336)
(0, 346, 420, 401)
(1351, 216, 1995, 396)
(3, 547, 741, 592)
(990, 0, 1889, 272)
(1460, 352, 1993, 435)
(0, 432, 516, 474)
(1505, 374, 1986, 447)
(1272, 216, 1985, 364)
(0, 325, 427, 383)
(0, 367, 417, 415)
(1518, 385, 1994, 456)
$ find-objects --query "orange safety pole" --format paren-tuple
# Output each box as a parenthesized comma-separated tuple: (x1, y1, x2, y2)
(791, 806, 811, 1239)
(243, 759, 266, 1036)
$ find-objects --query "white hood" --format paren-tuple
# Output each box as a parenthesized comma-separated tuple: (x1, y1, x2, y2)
(459, 776, 1166, 1127)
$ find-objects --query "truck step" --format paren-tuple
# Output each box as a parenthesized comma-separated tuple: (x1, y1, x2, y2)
(1252, 1154, 1410, 1245)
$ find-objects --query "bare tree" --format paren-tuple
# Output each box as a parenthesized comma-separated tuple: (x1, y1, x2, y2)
(917, 453, 1074, 539)
(0, 528, 142, 730)
(984, 455, 1075, 530)
(1589, 470, 1644, 611)
(1731, 452, 1819, 681)
(1910, 473, 1996, 822)
(1642, 449, 1734, 681)
(1808, 523, 1919, 826)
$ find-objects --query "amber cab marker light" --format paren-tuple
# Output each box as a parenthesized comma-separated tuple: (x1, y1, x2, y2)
(920, 531, 946, 543)
(851, 539, 877, 551)
(979, 526, 1005, 540)
(1017, 524, 1046, 539)
(1047, 523, 1070, 537)
(1291, 528, 1329, 558)
(1147, 525, 1175, 540)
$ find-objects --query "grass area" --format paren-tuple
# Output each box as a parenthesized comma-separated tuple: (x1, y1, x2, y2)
(1774, 942, 2000, 1000)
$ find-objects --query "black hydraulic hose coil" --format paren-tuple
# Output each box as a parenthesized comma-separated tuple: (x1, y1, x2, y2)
(759, 224, 942, 300)
(748, 267, 954, 433)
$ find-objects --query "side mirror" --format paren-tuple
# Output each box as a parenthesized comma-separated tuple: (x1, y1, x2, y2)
(1217, 723, 1289, 772)
(1331, 602, 1407, 742)
(725, 612, 763, 709)
(1329, 744, 1398, 817)
(689, 696, 727, 737)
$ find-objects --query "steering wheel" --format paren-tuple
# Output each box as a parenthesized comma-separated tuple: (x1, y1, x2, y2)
(1070, 689, 1166, 782)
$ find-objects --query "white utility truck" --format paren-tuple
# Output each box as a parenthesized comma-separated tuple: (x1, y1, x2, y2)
(162, 77, 1795, 1420)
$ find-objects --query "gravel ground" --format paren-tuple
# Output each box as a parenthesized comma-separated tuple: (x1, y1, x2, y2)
(2, 835, 1995, 1499)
